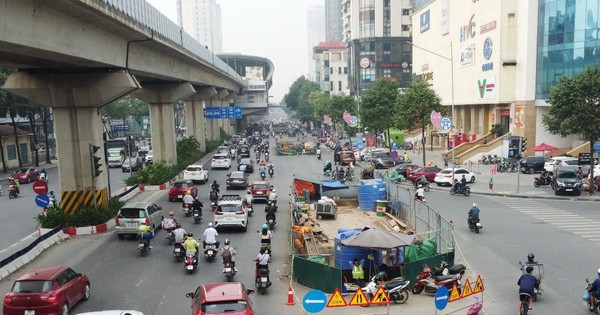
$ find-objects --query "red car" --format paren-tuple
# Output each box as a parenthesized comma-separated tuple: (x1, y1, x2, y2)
(407, 167, 442, 182)
(186, 282, 255, 315)
(168, 179, 198, 202)
(11, 167, 40, 184)
(248, 181, 272, 201)
(3, 265, 90, 315)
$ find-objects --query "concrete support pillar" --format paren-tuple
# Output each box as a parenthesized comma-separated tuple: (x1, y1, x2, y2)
(2, 71, 140, 213)
(184, 87, 217, 152)
(472, 106, 480, 135)
(205, 99, 220, 141)
(134, 83, 196, 166)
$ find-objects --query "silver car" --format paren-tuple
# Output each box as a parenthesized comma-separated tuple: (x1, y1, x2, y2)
(115, 202, 164, 239)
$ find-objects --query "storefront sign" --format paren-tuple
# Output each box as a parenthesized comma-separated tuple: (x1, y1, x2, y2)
(477, 75, 496, 99)
(420, 10, 431, 33)
(440, 0, 449, 35)
(483, 37, 493, 60)
(379, 63, 402, 68)
(459, 14, 476, 42)
(480, 20, 496, 34)
(359, 57, 371, 69)
(460, 44, 475, 67)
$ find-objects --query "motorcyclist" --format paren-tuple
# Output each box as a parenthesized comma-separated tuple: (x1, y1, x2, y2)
(265, 151, 270, 161)
(183, 232, 200, 259)
(268, 189, 277, 206)
(588, 268, 600, 310)
(161, 211, 179, 230)
(258, 164, 267, 178)
(244, 190, 254, 207)
(459, 175, 467, 191)
(182, 191, 194, 209)
(268, 162, 274, 176)
(254, 247, 272, 278)
(415, 184, 425, 201)
(517, 266, 539, 312)
(323, 161, 332, 174)
(266, 204, 277, 225)
(40, 168, 48, 182)
(172, 224, 187, 244)
(192, 196, 203, 219)
(219, 239, 238, 272)
(136, 224, 154, 249)
(203, 222, 220, 249)
(9, 177, 19, 195)
(316, 147, 322, 159)
(211, 180, 220, 197)
(467, 203, 480, 227)
(259, 159, 266, 167)
(48, 191, 58, 208)
(259, 223, 273, 251)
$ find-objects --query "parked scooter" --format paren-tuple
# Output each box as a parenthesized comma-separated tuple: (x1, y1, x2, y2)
(361, 271, 410, 306)
(534, 172, 553, 188)
(204, 243, 218, 262)
(412, 265, 462, 295)
(223, 262, 236, 282)
(173, 242, 185, 262)
(184, 252, 198, 274)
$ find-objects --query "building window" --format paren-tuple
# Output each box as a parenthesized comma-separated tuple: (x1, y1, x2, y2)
(360, 41, 375, 55)
(402, 25, 410, 32)
(330, 67, 334, 75)
(359, 0, 375, 38)
(338, 81, 342, 91)
(344, 67, 348, 74)
(330, 81, 334, 91)
(402, 9, 410, 16)
(383, 0, 391, 37)
(360, 68, 376, 83)
(383, 69, 392, 78)
(7, 144, 16, 160)
(338, 67, 342, 74)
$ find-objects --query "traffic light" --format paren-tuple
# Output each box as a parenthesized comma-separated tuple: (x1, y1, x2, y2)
(520, 137, 528, 153)
(89, 144, 103, 177)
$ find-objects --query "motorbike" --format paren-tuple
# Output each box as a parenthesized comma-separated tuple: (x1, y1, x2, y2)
(255, 266, 272, 294)
(323, 169, 332, 176)
(223, 262, 236, 282)
(260, 242, 272, 255)
(204, 243, 218, 262)
(193, 209, 202, 224)
(184, 252, 198, 274)
(8, 184, 18, 199)
(138, 239, 149, 257)
(412, 265, 462, 295)
(414, 181, 431, 192)
(182, 203, 192, 217)
(450, 184, 471, 196)
(173, 243, 185, 262)
(361, 271, 410, 306)
(432, 262, 466, 277)
(260, 172, 266, 180)
(585, 278, 599, 313)
(268, 167, 274, 178)
(267, 218, 276, 230)
(317, 152, 321, 160)
(165, 229, 175, 245)
(39, 172, 48, 183)
(534, 174, 553, 187)
(468, 216, 483, 233)
(244, 200, 254, 216)
(519, 261, 543, 301)
(265, 153, 269, 162)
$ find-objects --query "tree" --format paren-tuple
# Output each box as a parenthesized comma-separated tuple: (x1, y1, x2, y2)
(360, 78, 400, 144)
(295, 81, 320, 123)
(396, 78, 445, 166)
(101, 95, 148, 123)
(283, 76, 309, 110)
(543, 64, 600, 194)
(329, 94, 358, 132)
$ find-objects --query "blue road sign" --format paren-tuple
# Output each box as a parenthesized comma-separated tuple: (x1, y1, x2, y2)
(212, 107, 222, 119)
(35, 194, 51, 208)
(391, 151, 399, 159)
(220, 107, 227, 118)
(434, 286, 449, 311)
(227, 107, 234, 118)
(303, 289, 327, 313)
(234, 106, 242, 119)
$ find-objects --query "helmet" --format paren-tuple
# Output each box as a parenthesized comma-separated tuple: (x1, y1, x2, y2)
(224, 239, 230, 245)
(472, 203, 477, 208)
(597, 268, 600, 274)
(195, 196, 200, 200)
(262, 224, 268, 230)
(187, 232, 193, 237)
(208, 223, 213, 227)
(527, 253, 535, 262)
(168, 211, 175, 216)
(418, 184, 422, 188)
(186, 191, 191, 195)
(247, 190, 251, 194)
(272, 189, 276, 193)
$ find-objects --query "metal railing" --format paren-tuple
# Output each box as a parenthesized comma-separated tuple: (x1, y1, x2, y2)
(99, 0, 244, 84)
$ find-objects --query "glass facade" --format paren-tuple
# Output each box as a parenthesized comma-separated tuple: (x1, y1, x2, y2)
(537, 0, 600, 99)
(359, 0, 375, 38)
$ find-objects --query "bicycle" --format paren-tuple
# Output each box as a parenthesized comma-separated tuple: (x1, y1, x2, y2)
(519, 292, 531, 315)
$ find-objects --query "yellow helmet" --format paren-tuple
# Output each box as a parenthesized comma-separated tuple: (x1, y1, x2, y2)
(168, 211, 175, 216)
(186, 191, 192, 195)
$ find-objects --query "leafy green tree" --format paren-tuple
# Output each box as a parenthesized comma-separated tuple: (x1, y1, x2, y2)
(329, 94, 358, 132)
(101, 95, 148, 123)
(360, 78, 400, 143)
(308, 91, 331, 118)
(396, 78, 445, 166)
(295, 81, 320, 123)
(283, 76, 309, 110)
(544, 64, 600, 194)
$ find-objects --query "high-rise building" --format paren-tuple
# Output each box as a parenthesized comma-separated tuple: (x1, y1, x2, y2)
(177, 0, 223, 54)
(307, 5, 326, 81)
(325, 0, 343, 42)
(314, 42, 349, 95)
(343, 0, 413, 94)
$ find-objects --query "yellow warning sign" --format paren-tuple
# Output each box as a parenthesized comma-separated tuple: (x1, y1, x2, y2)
(461, 279, 473, 298)
(449, 283, 461, 302)
(348, 289, 370, 306)
(473, 275, 485, 293)
(370, 286, 390, 305)
(326, 289, 347, 307)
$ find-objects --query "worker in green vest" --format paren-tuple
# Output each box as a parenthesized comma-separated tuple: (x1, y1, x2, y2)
(350, 258, 365, 287)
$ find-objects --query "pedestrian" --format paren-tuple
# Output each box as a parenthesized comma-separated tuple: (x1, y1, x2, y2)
(489, 176, 494, 190)
(444, 157, 449, 168)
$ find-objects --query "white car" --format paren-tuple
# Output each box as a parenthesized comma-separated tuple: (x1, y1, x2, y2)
(362, 148, 388, 162)
(214, 195, 248, 231)
(211, 154, 232, 169)
(144, 150, 153, 164)
(544, 157, 578, 173)
(434, 168, 476, 186)
(183, 164, 209, 184)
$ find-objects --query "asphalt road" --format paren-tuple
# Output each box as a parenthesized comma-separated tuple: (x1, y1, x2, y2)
(426, 190, 599, 314)
(0, 167, 129, 261)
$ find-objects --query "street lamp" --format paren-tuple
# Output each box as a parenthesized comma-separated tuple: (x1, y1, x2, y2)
(407, 41, 456, 175)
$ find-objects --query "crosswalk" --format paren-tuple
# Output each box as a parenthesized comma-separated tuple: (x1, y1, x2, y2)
(490, 198, 600, 242)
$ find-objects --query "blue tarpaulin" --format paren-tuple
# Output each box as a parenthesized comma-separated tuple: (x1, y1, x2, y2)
(321, 179, 349, 192)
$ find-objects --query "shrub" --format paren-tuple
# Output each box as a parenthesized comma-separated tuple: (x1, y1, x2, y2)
(37, 197, 124, 228)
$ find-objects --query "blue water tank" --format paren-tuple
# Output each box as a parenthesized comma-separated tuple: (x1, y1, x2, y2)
(358, 179, 386, 210)
(337, 227, 363, 236)
(334, 235, 383, 270)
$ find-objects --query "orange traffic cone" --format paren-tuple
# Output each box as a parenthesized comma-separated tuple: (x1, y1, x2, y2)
(286, 285, 295, 305)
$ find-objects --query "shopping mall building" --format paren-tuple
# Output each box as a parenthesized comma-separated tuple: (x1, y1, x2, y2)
(412, 0, 597, 152)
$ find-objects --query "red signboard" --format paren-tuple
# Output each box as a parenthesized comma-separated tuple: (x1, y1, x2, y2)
(32, 180, 48, 195)
(366, 135, 377, 148)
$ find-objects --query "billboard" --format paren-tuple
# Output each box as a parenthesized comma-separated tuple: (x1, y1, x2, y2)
(245, 66, 264, 82)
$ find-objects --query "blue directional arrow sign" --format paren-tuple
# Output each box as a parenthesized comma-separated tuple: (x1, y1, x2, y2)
(233, 106, 242, 119)
(35, 194, 51, 208)
(212, 107, 221, 119)
(205, 107, 213, 119)
(303, 289, 327, 313)
(434, 286, 449, 311)
(220, 107, 228, 119)
(227, 107, 234, 118)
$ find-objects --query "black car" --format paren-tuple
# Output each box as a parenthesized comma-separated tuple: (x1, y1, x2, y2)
(238, 158, 254, 173)
(226, 171, 249, 189)
(396, 164, 420, 179)
(520, 156, 550, 173)
(238, 145, 251, 158)
(552, 169, 582, 195)
(371, 151, 395, 169)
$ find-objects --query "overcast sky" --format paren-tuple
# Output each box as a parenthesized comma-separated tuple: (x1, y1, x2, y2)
(146, 0, 323, 102)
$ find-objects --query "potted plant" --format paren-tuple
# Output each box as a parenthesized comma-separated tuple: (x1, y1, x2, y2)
(490, 123, 504, 137)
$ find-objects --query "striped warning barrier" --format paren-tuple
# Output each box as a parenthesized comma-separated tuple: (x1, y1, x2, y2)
(60, 188, 108, 214)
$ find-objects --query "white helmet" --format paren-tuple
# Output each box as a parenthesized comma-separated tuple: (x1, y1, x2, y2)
(418, 184, 422, 188)
(598, 268, 600, 274)
(272, 189, 276, 193)
(208, 223, 213, 227)
(473, 203, 477, 208)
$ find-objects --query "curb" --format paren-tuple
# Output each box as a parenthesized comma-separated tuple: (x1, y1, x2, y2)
(139, 183, 168, 191)
(62, 218, 116, 236)
(117, 186, 141, 202)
